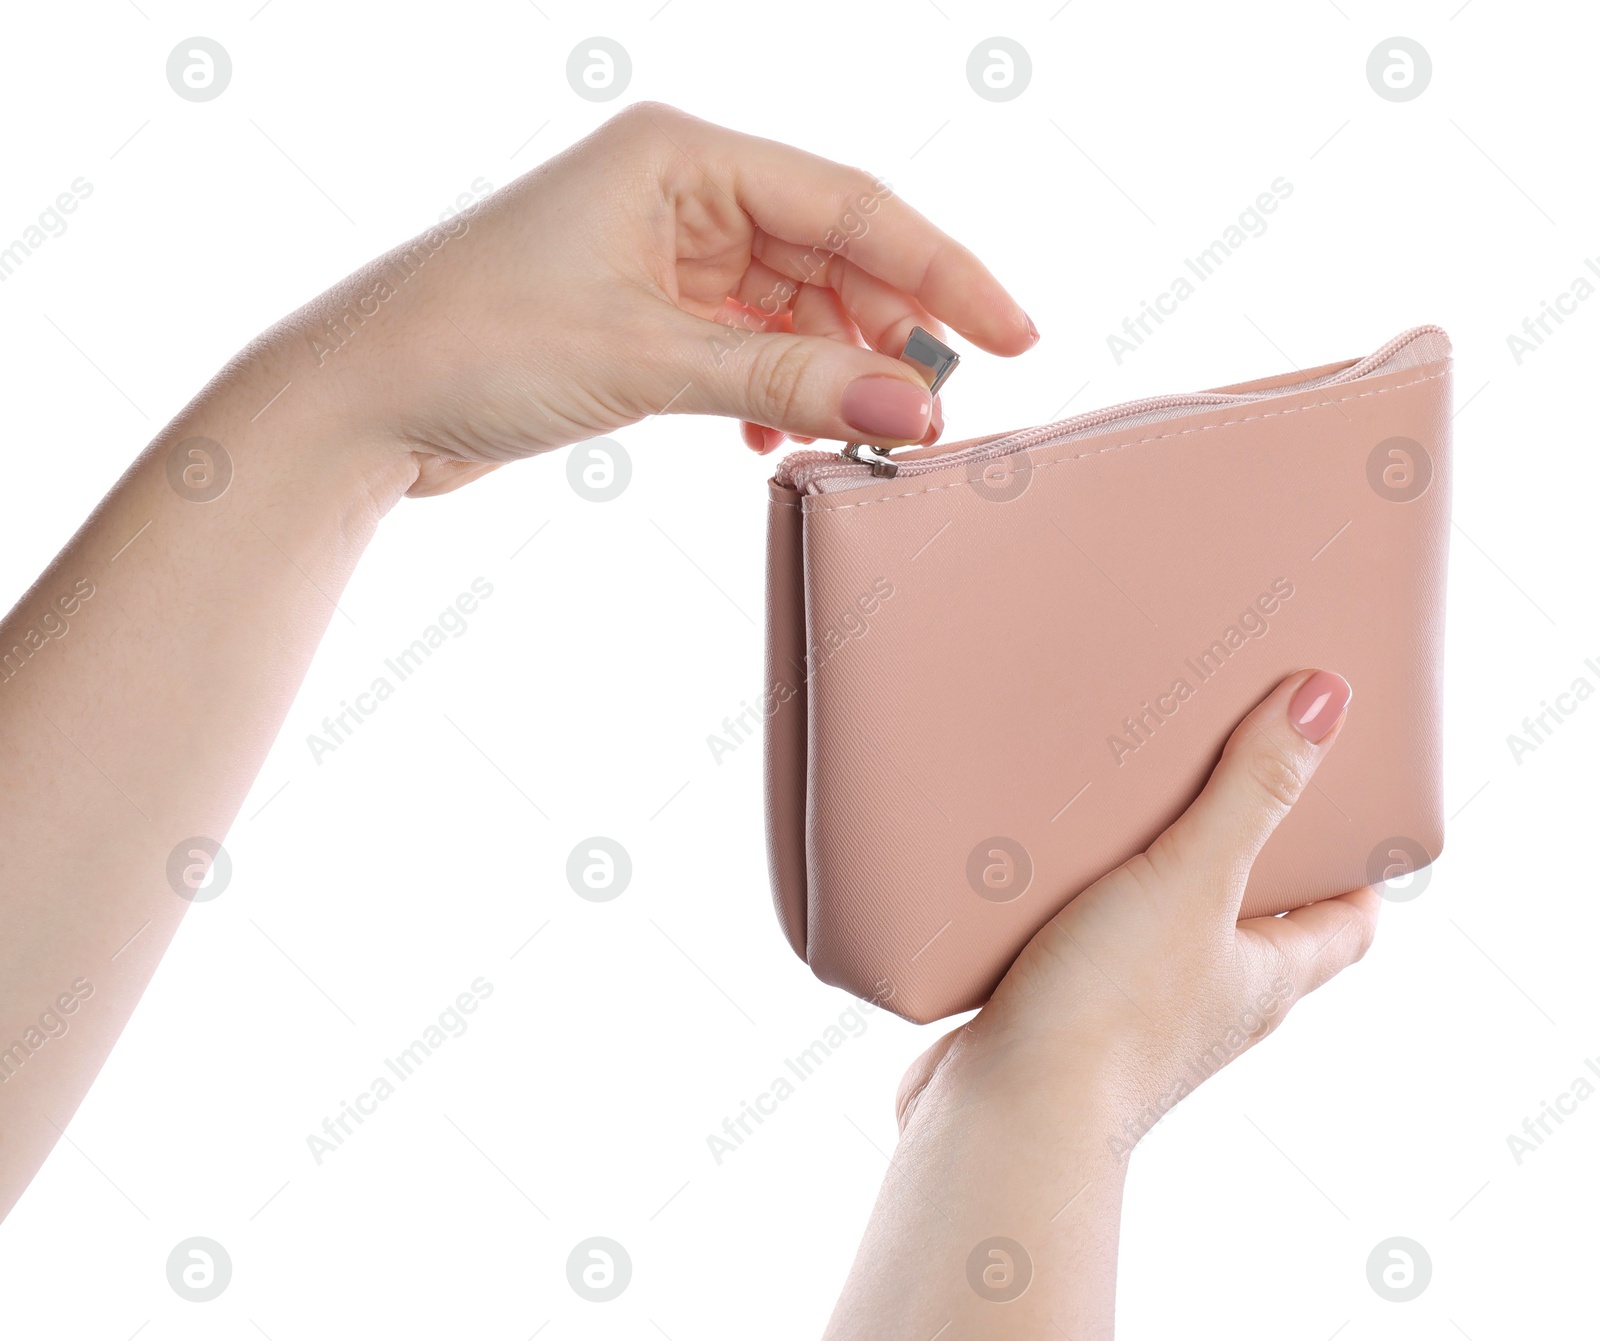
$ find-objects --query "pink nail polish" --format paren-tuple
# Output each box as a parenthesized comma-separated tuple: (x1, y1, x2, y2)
(1288, 670, 1352, 743)
(841, 377, 931, 441)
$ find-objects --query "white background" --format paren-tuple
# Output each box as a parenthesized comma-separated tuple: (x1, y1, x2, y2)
(1, 1, 1594, 1337)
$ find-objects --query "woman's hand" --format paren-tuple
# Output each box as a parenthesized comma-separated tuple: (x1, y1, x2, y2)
(827, 670, 1381, 1338)
(282, 101, 1037, 495)
(0, 101, 1034, 1223)
(904, 666, 1377, 1134)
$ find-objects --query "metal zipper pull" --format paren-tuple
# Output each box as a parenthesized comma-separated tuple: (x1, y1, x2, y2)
(841, 327, 961, 479)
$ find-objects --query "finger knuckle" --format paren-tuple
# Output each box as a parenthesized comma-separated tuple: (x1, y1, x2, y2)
(1306, 912, 1377, 992)
(1119, 848, 1167, 893)
(1130, 840, 1210, 897)
(614, 99, 675, 130)
(843, 165, 881, 203)
(1245, 748, 1309, 811)
(1349, 911, 1379, 964)
(749, 339, 812, 427)
(1266, 949, 1299, 1006)
(894, 1071, 931, 1134)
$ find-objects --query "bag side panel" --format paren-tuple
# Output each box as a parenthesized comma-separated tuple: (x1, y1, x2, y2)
(765, 481, 810, 960)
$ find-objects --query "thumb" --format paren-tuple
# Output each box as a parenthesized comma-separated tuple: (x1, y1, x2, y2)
(667, 315, 937, 446)
(1145, 669, 1353, 913)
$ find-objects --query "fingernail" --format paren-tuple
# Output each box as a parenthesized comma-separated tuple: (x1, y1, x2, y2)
(1025, 313, 1040, 345)
(841, 376, 931, 441)
(1288, 670, 1352, 743)
(741, 423, 785, 454)
(920, 395, 945, 446)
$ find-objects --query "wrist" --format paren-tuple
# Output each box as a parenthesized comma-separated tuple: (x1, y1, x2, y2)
(911, 1024, 1152, 1164)
(199, 328, 421, 518)
(260, 233, 517, 465)
(915, 1036, 1139, 1152)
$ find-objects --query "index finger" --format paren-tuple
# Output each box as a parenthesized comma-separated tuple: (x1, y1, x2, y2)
(1239, 886, 1382, 1001)
(652, 109, 1037, 356)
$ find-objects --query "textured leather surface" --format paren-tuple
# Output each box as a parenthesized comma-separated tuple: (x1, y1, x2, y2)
(766, 340, 1451, 1023)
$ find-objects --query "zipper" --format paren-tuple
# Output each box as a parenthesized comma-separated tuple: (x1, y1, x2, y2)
(777, 324, 1449, 496)
(841, 326, 963, 478)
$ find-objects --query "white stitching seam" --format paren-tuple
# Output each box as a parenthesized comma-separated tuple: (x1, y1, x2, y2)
(801, 367, 1451, 513)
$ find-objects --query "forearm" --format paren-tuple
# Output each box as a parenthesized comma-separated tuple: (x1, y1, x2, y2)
(826, 1067, 1129, 1340)
(0, 333, 413, 1218)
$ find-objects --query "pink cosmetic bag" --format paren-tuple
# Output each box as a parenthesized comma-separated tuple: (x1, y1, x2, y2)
(765, 327, 1451, 1023)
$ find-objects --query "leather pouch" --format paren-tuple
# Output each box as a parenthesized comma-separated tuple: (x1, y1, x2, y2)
(765, 326, 1451, 1023)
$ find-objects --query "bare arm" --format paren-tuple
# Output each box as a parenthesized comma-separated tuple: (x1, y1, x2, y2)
(0, 102, 1033, 1219)
(825, 671, 1380, 1338)
(828, 1074, 1130, 1335)
(0, 347, 413, 1217)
